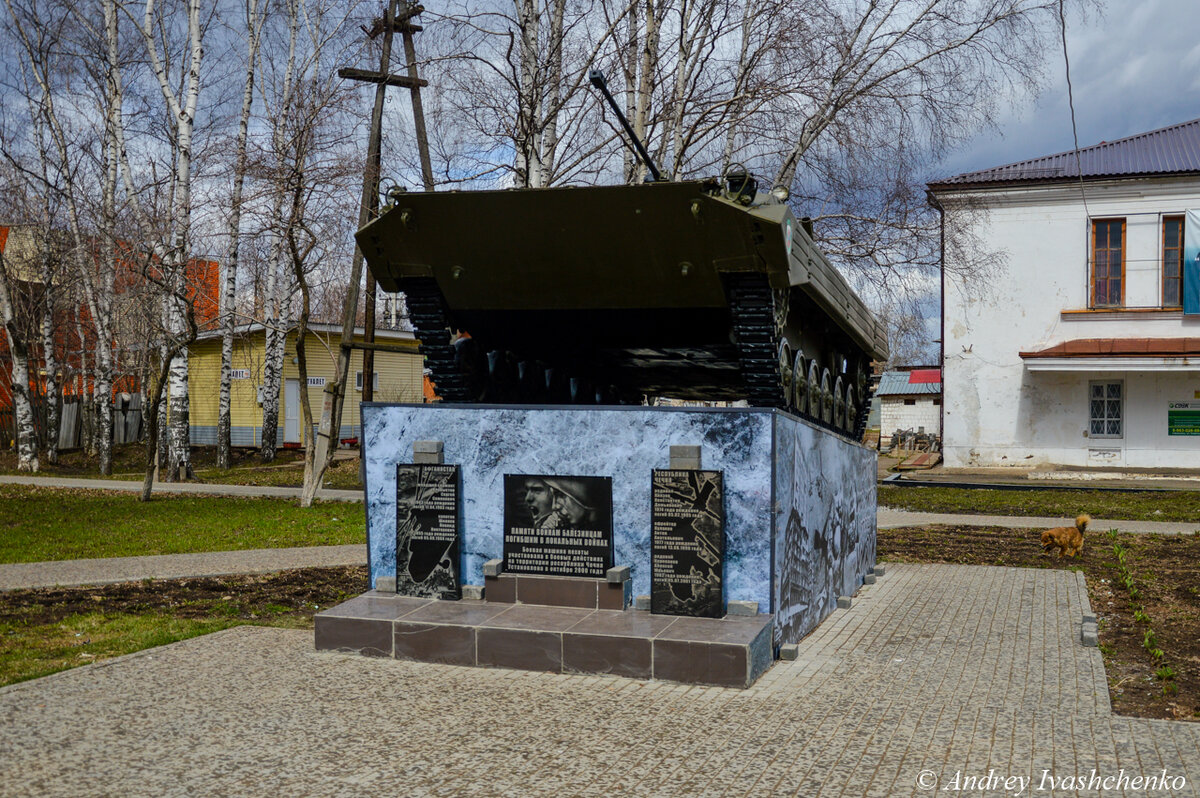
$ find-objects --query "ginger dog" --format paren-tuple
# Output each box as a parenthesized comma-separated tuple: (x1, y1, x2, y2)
(1041, 514, 1090, 558)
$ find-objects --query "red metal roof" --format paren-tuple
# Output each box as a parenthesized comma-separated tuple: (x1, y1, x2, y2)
(930, 118, 1200, 189)
(1019, 338, 1200, 358)
(908, 369, 941, 384)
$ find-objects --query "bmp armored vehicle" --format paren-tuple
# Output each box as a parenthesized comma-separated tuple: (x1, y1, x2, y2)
(356, 173, 889, 439)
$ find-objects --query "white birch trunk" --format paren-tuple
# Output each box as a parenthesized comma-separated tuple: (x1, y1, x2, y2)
(0, 252, 38, 471)
(140, 0, 204, 481)
(632, 0, 658, 183)
(259, 0, 301, 463)
(156, 340, 170, 471)
(514, 0, 541, 187)
(259, 320, 285, 460)
(74, 315, 95, 455)
(536, 0, 567, 186)
(623, 3, 639, 182)
(219, 0, 265, 469)
(39, 292, 58, 464)
(6, 0, 117, 472)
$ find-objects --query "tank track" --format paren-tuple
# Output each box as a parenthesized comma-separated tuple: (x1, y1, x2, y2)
(400, 277, 469, 401)
(725, 273, 866, 442)
(723, 273, 786, 409)
(407, 271, 869, 444)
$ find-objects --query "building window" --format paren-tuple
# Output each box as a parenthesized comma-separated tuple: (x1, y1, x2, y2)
(1163, 215, 1184, 308)
(903, 398, 916, 406)
(355, 371, 379, 391)
(1091, 218, 1125, 307)
(1089, 381, 1123, 438)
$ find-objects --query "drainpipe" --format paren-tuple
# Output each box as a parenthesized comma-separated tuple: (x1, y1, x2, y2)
(925, 189, 946, 447)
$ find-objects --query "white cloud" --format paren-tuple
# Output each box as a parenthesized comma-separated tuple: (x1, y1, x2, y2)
(935, 0, 1200, 177)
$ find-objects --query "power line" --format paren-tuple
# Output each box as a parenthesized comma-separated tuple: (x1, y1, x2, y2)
(1058, 0, 1090, 220)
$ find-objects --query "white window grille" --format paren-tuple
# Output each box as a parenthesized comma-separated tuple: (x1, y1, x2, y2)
(1089, 381, 1123, 438)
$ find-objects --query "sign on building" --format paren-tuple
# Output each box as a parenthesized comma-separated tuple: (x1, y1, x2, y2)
(1168, 401, 1200, 436)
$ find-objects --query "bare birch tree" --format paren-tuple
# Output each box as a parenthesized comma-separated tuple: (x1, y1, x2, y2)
(134, 0, 207, 481)
(217, 0, 267, 469)
(0, 234, 39, 471)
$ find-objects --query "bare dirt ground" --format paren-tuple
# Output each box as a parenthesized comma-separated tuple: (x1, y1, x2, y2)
(879, 524, 1200, 721)
(0, 566, 367, 627)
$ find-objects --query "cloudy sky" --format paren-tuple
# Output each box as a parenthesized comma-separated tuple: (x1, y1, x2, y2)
(934, 0, 1200, 179)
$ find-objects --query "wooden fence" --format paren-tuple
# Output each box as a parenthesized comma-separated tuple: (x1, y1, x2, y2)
(1, 394, 142, 452)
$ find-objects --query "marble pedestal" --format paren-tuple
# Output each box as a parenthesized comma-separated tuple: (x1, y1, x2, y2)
(361, 403, 876, 648)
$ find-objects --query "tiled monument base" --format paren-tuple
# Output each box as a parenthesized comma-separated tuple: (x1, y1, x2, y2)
(315, 590, 774, 688)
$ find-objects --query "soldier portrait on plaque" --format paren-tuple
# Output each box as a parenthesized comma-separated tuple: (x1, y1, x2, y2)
(503, 474, 614, 577)
(522, 477, 555, 527)
(541, 477, 601, 530)
(519, 476, 601, 530)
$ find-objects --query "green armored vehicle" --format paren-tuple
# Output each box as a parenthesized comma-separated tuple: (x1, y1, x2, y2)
(356, 174, 889, 438)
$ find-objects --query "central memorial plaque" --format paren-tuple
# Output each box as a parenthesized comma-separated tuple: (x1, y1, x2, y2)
(503, 474, 614, 577)
(651, 469, 724, 617)
(395, 464, 462, 599)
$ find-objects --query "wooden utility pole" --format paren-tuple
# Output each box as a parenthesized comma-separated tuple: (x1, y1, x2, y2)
(304, 1, 431, 506)
(400, 13, 435, 190)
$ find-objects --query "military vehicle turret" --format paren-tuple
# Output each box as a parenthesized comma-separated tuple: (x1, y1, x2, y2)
(356, 172, 888, 439)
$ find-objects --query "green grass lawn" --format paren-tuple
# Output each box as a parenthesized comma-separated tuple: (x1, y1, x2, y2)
(0, 444, 365, 490)
(0, 485, 364, 563)
(0, 567, 364, 686)
(878, 484, 1200, 522)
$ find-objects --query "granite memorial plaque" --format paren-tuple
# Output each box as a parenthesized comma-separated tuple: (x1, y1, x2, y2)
(503, 474, 614, 577)
(651, 469, 724, 617)
(395, 464, 462, 599)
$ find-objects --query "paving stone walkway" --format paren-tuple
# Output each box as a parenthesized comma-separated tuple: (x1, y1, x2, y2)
(2, 562, 1197, 796)
(0, 474, 362, 502)
(0, 544, 366, 591)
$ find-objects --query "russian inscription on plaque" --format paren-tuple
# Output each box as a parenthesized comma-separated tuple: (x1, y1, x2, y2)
(503, 474, 613, 577)
(395, 464, 462, 599)
(651, 469, 724, 617)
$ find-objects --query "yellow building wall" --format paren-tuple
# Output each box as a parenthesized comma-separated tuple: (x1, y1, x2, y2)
(187, 328, 422, 446)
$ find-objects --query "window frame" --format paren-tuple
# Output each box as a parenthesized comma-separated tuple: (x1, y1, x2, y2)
(354, 371, 380, 392)
(1090, 218, 1126, 308)
(1088, 380, 1124, 440)
(1162, 214, 1184, 309)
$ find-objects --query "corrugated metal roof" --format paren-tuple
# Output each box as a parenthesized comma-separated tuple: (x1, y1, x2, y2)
(1020, 338, 1200, 358)
(930, 117, 1200, 188)
(877, 370, 941, 396)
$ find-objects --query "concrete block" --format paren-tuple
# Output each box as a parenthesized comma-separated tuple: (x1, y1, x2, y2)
(726, 600, 759, 616)
(669, 444, 701, 470)
(634, 594, 651, 611)
(413, 440, 444, 464)
(863, 574, 876, 585)
(873, 563, 886, 577)
(375, 576, 396, 594)
(606, 565, 631, 584)
(482, 559, 504, 578)
(1081, 622, 1098, 647)
(462, 585, 484, 601)
(779, 644, 799, 661)
(1081, 613, 1097, 626)
(836, 596, 852, 610)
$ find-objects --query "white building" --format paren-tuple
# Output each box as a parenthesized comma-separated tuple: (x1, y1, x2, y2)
(877, 368, 942, 448)
(929, 118, 1200, 470)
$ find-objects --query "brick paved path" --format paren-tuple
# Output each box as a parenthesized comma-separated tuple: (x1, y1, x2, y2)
(1, 563, 1197, 796)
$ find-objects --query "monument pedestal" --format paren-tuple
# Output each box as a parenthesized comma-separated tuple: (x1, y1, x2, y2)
(315, 589, 773, 688)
